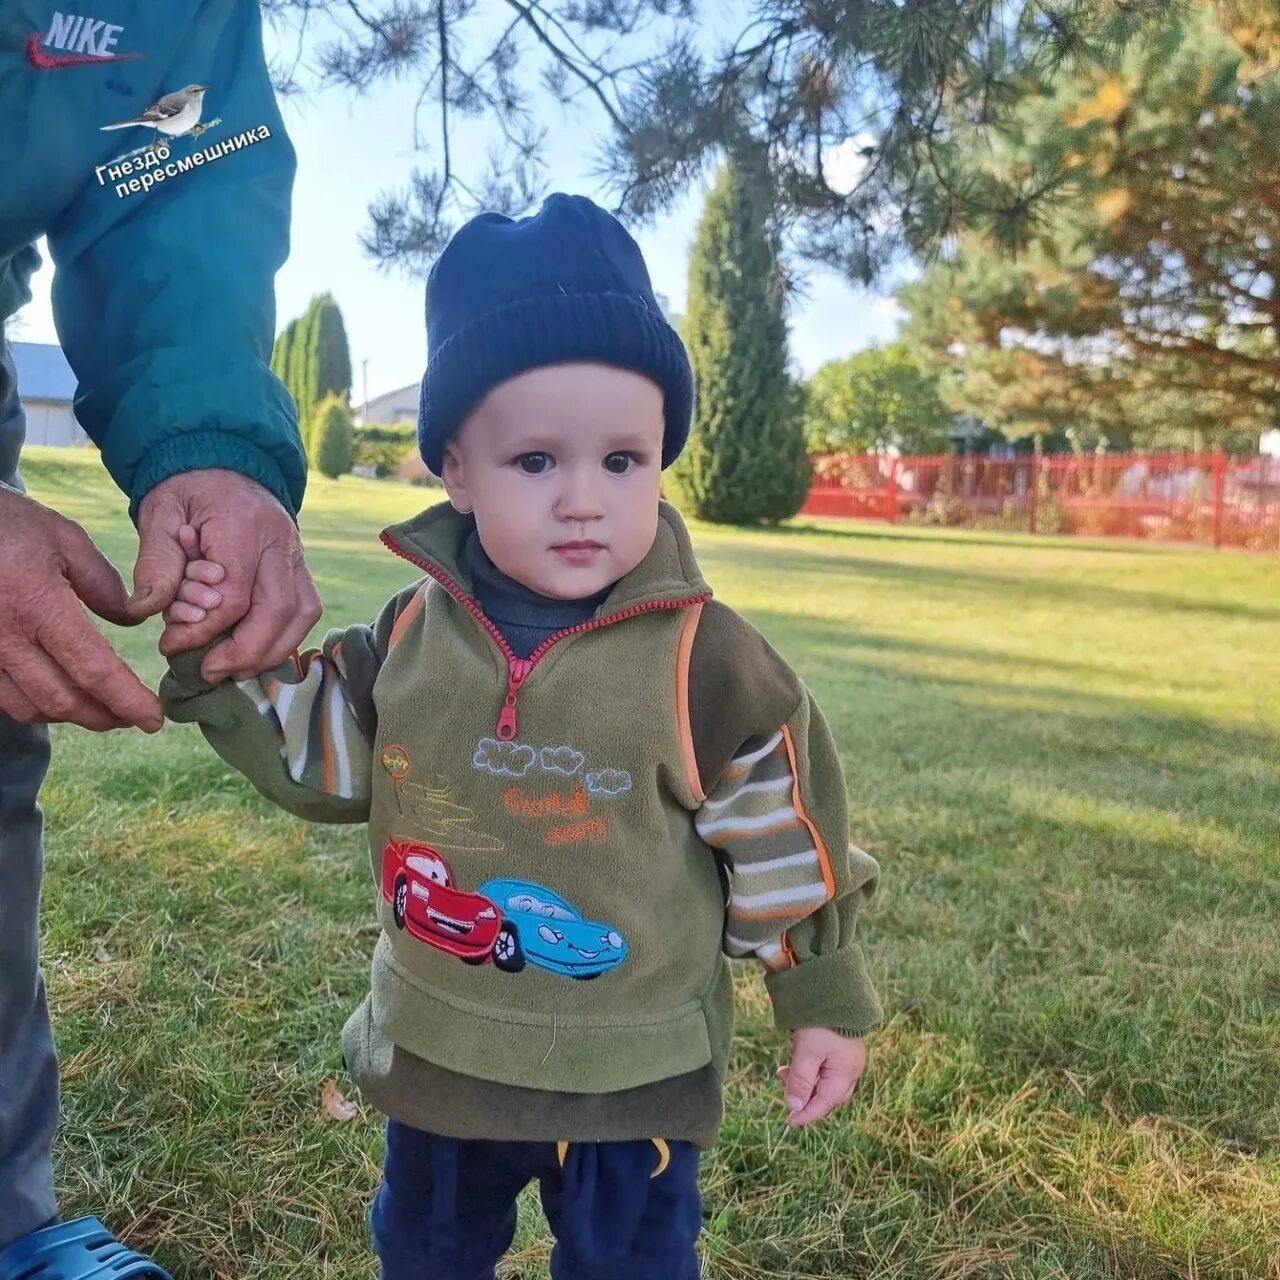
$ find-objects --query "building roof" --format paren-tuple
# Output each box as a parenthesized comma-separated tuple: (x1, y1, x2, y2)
(359, 381, 420, 425)
(9, 341, 77, 404)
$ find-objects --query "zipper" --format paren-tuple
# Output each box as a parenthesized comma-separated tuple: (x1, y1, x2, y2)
(497, 657, 532, 740)
(380, 530, 711, 741)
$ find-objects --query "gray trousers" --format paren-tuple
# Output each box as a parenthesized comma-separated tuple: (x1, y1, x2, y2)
(0, 338, 60, 1248)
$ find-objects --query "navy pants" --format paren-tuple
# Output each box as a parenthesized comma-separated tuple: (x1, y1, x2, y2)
(0, 344, 59, 1250)
(372, 1121, 702, 1279)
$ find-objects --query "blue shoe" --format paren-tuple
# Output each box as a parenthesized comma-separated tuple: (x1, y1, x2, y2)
(0, 1217, 173, 1280)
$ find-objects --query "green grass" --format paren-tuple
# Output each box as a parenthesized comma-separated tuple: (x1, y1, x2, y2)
(22, 447, 1280, 1279)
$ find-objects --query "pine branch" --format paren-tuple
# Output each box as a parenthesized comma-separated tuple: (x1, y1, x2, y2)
(275, 0, 1189, 279)
(499, 0, 627, 132)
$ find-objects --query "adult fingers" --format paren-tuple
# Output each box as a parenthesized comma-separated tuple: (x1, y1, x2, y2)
(35, 594, 163, 730)
(56, 520, 135, 627)
(126, 486, 188, 620)
(4, 638, 131, 732)
(0, 671, 42, 725)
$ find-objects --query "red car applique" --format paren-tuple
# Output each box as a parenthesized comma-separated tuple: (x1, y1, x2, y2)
(381, 838, 501, 964)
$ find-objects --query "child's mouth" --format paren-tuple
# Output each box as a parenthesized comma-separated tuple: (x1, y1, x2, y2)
(552, 542, 605, 565)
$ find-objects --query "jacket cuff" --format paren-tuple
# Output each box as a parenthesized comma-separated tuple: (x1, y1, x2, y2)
(163, 644, 224, 697)
(764, 947, 884, 1038)
(128, 430, 300, 523)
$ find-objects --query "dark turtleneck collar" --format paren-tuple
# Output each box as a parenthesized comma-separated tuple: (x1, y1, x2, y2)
(462, 528, 613, 659)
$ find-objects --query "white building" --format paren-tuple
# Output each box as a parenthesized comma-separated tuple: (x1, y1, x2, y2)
(358, 381, 419, 426)
(9, 342, 89, 447)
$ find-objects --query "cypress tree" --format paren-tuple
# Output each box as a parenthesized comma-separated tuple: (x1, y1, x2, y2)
(270, 318, 295, 386)
(311, 293, 353, 408)
(666, 161, 810, 525)
(311, 393, 356, 479)
(287, 303, 315, 438)
(286, 294, 353, 449)
(301, 302, 323, 447)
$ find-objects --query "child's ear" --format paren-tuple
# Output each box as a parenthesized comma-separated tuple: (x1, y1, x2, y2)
(440, 443, 472, 514)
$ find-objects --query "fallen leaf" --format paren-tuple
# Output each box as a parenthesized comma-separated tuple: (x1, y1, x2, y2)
(320, 1078, 358, 1122)
(1094, 187, 1133, 224)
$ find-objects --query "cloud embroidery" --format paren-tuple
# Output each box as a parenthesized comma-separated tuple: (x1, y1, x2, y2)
(586, 768, 633, 797)
(474, 737, 537, 778)
(540, 746, 585, 777)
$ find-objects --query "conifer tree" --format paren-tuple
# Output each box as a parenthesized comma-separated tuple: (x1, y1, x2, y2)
(667, 162, 810, 525)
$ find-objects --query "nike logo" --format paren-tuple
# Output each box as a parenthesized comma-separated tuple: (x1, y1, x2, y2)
(26, 32, 141, 68)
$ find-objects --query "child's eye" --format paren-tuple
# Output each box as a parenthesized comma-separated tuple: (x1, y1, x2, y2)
(515, 452, 552, 475)
(603, 452, 639, 475)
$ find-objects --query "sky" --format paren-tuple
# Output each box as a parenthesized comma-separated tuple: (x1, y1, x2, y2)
(18, 8, 904, 404)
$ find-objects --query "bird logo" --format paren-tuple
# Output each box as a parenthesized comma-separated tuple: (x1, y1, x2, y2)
(100, 84, 210, 146)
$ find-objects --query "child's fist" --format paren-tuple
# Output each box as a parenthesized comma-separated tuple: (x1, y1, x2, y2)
(776, 1027, 868, 1128)
(164, 524, 227, 625)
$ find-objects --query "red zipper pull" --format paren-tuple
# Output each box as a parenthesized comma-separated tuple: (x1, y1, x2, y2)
(496, 658, 532, 741)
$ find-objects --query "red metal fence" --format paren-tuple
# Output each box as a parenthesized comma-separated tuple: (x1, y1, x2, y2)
(802, 451, 1280, 551)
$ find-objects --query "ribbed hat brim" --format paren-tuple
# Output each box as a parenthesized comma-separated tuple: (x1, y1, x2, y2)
(418, 290, 693, 474)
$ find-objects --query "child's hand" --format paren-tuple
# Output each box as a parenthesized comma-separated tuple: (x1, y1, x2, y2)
(777, 1027, 868, 1128)
(165, 524, 227, 626)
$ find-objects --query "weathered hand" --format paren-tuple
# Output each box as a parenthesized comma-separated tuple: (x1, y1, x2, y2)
(0, 484, 161, 732)
(130, 469, 321, 681)
(777, 1028, 868, 1128)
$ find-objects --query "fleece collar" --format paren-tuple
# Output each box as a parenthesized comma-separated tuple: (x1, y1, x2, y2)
(380, 500, 712, 614)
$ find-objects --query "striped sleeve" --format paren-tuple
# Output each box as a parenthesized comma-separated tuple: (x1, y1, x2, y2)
(695, 690, 884, 1037)
(697, 727, 832, 972)
(162, 583, 422, 824)
(234, 635, 373, 805)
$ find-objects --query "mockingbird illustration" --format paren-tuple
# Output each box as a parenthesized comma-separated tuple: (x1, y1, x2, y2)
(100, 84, 210, 145)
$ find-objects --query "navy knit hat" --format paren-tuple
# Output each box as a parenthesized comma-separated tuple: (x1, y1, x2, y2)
(417, 194, 693, 474)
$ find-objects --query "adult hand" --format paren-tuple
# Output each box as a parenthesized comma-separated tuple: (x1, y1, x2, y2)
(0, 485, 161, 732)
(129, 469, 321, 681)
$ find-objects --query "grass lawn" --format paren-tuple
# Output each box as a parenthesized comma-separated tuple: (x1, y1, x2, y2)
(21, 447, 1280, 1279)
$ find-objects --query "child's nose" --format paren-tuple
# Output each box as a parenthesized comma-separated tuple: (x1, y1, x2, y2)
(556, 468, 605, 520)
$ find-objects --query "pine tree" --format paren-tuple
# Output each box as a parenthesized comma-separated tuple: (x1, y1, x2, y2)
(667, 162, 810, 526)
(311, 393, 356, 479)
(279, 0, 1185, 279)
(901, 8, 1279, 450)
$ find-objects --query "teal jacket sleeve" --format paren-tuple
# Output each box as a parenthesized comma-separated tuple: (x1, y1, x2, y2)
(45, 0, 306, 519)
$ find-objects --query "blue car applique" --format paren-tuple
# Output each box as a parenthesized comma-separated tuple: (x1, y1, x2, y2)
(477, 879, 629, 979)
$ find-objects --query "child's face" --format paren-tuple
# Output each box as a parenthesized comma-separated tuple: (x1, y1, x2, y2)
(441, 363, 665, 601)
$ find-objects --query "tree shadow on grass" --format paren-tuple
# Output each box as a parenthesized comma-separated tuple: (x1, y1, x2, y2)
(724, 608, 1280, 1150)
(742, 606, 1278, 796)
(711, 544, 1280, 623)
(774, 515, 1192, 558)
(754, 620, 1219, 694)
